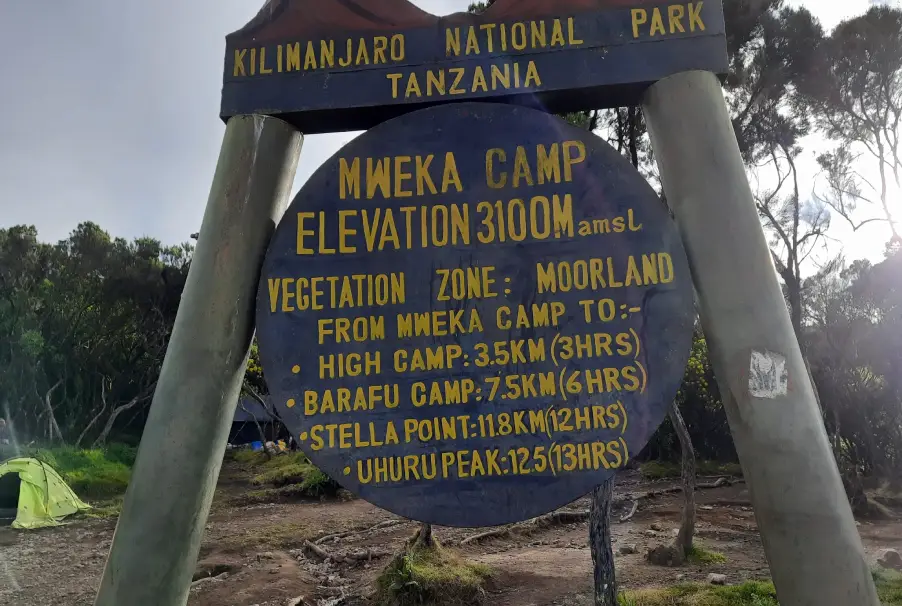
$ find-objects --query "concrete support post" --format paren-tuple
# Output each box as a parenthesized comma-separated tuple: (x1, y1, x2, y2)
(642, 70, 879, 606)
(94, 115, 303, 606)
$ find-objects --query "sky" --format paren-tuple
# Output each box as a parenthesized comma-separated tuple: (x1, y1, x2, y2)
(0, 0, 894, 264)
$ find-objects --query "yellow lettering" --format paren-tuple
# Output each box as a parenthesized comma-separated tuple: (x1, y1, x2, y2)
(449, 68, 467, 95)
(486, 149, 506, 189)
(650, 8, 666, 36)
(442, 152, 463, 193)
(490, 64, 511, 89)
(233, 49, 246, 76)
(268, 278, 280, 313)
(281, 278, 295, 312)
(689, 2, 706, 31)
(338, 210, 357, 254)
(394, 156, 413, 198)
(631, 9, 648, 38)
(373, 36, 388, 64)
(390, 35, 405, 61)
(513, 147, 534, 187)
(405, 73, 422, 98)
(339, 39, 353, 67)
(304, 41, 317, 69)
(286, 43, 301, 71)
(297, 212, 315, 255)
(387, 73, 403, 99)
(536, 144, 560, 184)
(481, 23, 497, 52)
(472, 66, 488, 92)
(524, 61, 541, 87)
(416, 155, 438, 195)
(531, 22, 547, 48)
(356, 39, 370, 65)
(320, 40, 335, 68)
(511, 23, 527, 50)
(568, 17, 584, 45)
(340, 157, 360, 200)
(551, 19, 565, 46)
(668, 5, 686, 33)
(367, 158, 391, 199)
(466, 26, 480, 55)
(426, 70, 446, 96)
(563, 141, 586, 181)
(446, 27, 461, 56)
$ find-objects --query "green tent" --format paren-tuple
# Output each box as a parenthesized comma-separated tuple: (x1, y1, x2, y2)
(0, 457, 91, 529)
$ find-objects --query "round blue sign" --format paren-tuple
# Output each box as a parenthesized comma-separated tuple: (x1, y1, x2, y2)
(256, 102, 694, 527)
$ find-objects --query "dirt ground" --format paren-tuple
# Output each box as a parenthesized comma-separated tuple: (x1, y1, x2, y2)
(2, 464, 900, 606)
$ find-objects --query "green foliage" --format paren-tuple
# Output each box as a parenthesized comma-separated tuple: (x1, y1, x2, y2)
(619, 571, 902, 606)
(234, 450, 340, 499)
(376, 542, 493, 606)
(229, 448, 266, 465)
(874, 567, 902, 605)
(251, 462, 310, 487)
(0, 222, 192, 446)
(619, 581, 777, 606)
(20, 444, 134, 498)
(687, 545, 728, 565)
(642, 333, 733, 462)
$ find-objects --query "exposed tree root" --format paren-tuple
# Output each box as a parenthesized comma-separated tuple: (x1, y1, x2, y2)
(619, 500, 639, 522)
(707, 499, 752, 507)
(458, 478, 743, 546)
(304, 540, 392, 563)
(313, 519, 407, 545)
(460, 510, 590, 545)
(459, 527, 513, 546)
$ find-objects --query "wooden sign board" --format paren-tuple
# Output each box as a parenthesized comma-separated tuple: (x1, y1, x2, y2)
(221, 0, 728, 133)
(255, 102, 695, 526)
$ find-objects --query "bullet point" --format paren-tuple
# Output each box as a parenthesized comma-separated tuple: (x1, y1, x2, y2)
(343, 466, 351, 475)
(287, 398, 296, 408)
(291, 365, 301, 374)
(505, 289, 511, 295)
(300, 432, 308, 441)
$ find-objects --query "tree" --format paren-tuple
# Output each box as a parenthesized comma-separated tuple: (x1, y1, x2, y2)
(803, 251, 902, 513)
(796, 6, 902, 248)
(726, 5, 829, 335)
(668, 402, 697, 562)
(0, 223, 191, 446)
(589, 480, 617, 605)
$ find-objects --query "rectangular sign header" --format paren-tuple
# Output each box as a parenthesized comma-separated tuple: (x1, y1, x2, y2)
(221, 0, 728, 134)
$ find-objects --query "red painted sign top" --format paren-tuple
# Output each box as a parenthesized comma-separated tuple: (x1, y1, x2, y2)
(228, 0, 667, 42)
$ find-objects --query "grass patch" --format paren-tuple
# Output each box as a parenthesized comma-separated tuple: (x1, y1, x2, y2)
(0, 444, 136, 500)
(640, 460, 743, 481)
(376, 541, 493, 606)
(34, 446, 133, 498)
(228, 450, 340, 500)
(875, 566, 902, 605)
(618, 570, 902, 606)
(687, 545, 728, 565)
(85, 496, 125, 518)
(251, 462, 310, 487)
(229, 448, 267, 465)
(619, 581, 777, 606)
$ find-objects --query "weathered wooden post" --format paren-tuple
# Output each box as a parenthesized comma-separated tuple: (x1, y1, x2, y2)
(643, 69, 879, 606)
(93, 115, 302, 605)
